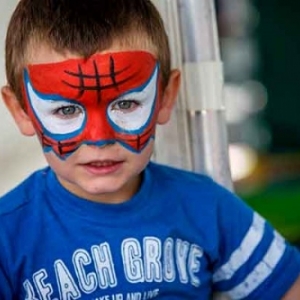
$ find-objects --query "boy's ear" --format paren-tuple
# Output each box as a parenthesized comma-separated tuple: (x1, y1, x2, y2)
(157, 69, 181, 125)
(1, 86, 36, 136)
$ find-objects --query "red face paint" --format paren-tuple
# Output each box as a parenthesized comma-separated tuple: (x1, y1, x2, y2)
(22, 51, 162, 158)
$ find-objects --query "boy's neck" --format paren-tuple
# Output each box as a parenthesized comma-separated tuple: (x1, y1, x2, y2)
(57, 173, 143, 204)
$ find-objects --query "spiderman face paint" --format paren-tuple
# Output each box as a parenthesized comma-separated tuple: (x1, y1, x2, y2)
(22, 51, 161, 159)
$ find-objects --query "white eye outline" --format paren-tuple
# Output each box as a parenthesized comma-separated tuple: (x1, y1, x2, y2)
(107, 64, 159, 133)
(24, 70, 87, 139)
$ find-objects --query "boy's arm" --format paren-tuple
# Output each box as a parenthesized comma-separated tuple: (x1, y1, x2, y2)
(283, 275, 300, 300)
(211, 182, 300, 299)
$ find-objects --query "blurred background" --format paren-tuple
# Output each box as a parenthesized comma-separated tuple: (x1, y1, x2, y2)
(0, 0, 300, 244)
(216, 0, 300, 246)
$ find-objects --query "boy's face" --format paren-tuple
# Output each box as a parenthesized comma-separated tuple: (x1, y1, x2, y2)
(2, 45, 180, 202)
(23, 51, 160, 158)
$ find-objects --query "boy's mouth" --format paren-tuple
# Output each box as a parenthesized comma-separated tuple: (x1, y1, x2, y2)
(81, 160, 124, 175)
(88, 161, 120, 167)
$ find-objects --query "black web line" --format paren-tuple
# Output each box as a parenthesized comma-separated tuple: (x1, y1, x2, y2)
(93, 60, 101, 103)
(62, 57, 131, 103)
(120, 124, 155, 150)
(41, 132, 78, 156)
(109, 56, 118, 90)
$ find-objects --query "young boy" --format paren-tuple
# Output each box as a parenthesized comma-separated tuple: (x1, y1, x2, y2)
(1, 0, 300, 299)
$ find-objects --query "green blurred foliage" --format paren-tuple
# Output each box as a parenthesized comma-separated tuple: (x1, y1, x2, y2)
(253, 0, 300, 152)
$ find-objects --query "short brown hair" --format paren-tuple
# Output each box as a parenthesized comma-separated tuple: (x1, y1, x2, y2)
(5, 0, 171, 105)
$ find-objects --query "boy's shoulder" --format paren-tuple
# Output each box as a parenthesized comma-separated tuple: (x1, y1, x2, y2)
(148, 161, 247, 214)
(148, 161, 226, 195)
(0, 167, 49, 217)
(149, 161, 211, 181)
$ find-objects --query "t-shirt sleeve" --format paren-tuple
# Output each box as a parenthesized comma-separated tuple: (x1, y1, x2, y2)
(211, 186, 300, 299)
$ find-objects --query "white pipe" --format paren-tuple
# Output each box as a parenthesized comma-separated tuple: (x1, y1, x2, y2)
(178, 0, 220, 61)
(178, 0, 233, 191)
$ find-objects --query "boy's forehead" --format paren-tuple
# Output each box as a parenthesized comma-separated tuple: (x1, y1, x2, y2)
(25, 41, 157, 65)
(26, 48, 156, 67)
(24, 50, 158, 104)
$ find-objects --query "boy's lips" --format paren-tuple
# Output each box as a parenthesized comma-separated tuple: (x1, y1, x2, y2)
(80, 160, 124, 175)
(87, 161, 120, 167)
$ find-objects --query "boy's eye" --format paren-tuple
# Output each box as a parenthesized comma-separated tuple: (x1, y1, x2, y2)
(53, 105, 82, 118)
(112, 100, 139, 112)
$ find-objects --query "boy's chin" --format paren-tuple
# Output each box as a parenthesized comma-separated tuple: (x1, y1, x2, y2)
(58, 174, 141, 204)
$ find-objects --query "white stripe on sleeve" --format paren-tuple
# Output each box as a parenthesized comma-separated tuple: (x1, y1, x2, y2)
(213, 213, 265, 282)
(223, 232, 286, 300)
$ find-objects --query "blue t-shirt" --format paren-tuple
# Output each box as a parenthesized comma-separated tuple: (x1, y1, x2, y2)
(0, 162, 299, 299)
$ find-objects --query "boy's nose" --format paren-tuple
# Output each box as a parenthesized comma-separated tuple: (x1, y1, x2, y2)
(85, 110, 117, 144)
